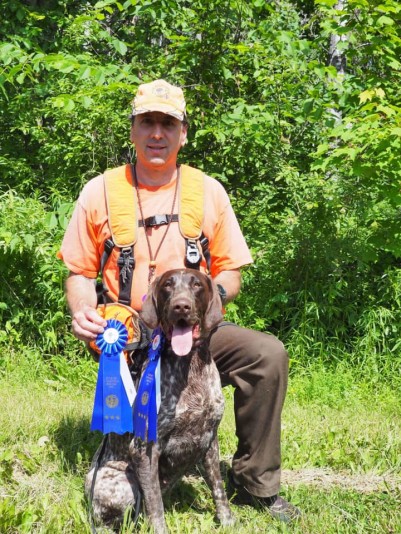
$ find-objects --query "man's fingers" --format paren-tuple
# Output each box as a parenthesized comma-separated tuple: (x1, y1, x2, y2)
(71, 308, 107, 343)
(83, 308, 107, 327)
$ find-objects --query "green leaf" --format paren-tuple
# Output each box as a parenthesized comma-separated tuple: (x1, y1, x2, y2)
(29, 12, 46, 20)
(112, 39, 128, 55)
(51, 60, 76, 74)
(78, 66, 92, 80)
(222, 67, 233, 80)
(80, 96, 94, 108)
(94, 0, 116, 8)
(16, 73, 25, 84)
(52, 95, 76, 112)
(376, 15, 394, 26)
(359, 89, 375, 103)
(303, 99, 314, 115)
(24, 235, 34, 248)
(315, 0, 338, 6)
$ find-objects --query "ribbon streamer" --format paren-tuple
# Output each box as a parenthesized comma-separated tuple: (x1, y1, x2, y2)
(90, 319, 135, 435)
(133, 327, 163, 443)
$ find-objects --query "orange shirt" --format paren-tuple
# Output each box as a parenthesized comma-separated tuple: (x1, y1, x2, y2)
(58, 167, 253, 310)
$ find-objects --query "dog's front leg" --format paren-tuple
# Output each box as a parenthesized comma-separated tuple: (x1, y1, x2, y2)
(130, 440, 168, 534)
(203, 437, 235, 527)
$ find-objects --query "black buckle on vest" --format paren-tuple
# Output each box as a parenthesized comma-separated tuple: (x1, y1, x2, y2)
(140, 214, 179, 228)
(152, 214, 169, 226)
(117, 247, 135, 283)
(117, 247, 135, 305)
(185, 239, 201, 269)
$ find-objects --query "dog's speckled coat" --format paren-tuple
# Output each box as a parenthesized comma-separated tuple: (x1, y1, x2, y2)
(85, 269, 234, 533)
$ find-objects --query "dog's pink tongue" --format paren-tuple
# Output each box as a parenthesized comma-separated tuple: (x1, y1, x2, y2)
(171, 325, 193, 356)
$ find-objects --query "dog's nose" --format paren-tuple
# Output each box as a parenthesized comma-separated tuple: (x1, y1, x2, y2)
(173, 298, 191, 314)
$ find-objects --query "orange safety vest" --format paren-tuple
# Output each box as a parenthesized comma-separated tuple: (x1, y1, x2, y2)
(98, 163, 210, 305)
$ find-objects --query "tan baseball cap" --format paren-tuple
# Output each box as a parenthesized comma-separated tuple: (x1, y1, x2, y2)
(131, 79, 186, 121)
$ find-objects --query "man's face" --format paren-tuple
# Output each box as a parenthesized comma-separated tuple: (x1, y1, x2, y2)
(130, 111, 187, 169)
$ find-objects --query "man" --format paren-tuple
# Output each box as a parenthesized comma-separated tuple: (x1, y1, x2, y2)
(58, 79, 300, 522)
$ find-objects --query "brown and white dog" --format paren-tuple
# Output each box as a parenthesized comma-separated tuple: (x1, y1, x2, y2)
(85, 269, 234, 533)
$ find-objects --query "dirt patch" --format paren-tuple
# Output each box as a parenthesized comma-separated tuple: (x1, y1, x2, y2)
(282, 468, 401, 493)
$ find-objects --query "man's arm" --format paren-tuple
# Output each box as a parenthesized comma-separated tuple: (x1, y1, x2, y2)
(65, 272, 107, 343)
(213, 269, 241, 304)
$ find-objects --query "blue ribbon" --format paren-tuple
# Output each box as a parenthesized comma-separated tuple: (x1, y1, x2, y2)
(133, 327, 163, 443)
(90, 319, 134, 435)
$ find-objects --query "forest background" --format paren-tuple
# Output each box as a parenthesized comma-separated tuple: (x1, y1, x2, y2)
(1, 0, 401, 378)
(1, 1, 401, 532)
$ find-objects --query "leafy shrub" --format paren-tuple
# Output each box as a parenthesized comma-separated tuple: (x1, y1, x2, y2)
(0, 191, 72, 352)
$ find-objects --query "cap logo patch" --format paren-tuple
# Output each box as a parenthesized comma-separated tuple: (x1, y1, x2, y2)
(153, 86, 169, 99)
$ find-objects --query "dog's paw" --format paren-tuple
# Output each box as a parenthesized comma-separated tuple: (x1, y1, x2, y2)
(216, 509, 236, 527)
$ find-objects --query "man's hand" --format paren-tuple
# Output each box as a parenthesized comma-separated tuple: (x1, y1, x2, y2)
(65, 272, 107, 343)
(71, 305, 107, 342)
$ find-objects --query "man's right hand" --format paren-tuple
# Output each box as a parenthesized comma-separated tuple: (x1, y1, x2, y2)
(65, 272, 107, 343)
(71, 305, 107, 343)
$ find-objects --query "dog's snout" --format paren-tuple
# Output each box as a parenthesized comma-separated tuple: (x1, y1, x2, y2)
(172, 297, 192, 314)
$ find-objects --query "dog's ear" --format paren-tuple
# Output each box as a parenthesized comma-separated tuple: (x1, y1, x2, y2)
(204, 277, 224, 331)
(140, 277, 160, 328)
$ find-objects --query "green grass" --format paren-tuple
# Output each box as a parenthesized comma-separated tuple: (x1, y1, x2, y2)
(0, 347, 400, 533)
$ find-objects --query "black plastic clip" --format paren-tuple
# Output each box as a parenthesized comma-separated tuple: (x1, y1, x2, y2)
(117, 247, 135, 284)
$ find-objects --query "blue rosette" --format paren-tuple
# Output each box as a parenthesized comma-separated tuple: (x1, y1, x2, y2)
(95, 319, 128, 355)
(90, 319, 134, 435)
(133, 327, 164, 443)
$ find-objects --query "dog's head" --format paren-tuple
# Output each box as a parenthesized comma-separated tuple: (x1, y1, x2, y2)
(140, 269, 223, 356)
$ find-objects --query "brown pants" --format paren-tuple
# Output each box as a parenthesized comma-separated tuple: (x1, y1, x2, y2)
(210, 322, 289, 498)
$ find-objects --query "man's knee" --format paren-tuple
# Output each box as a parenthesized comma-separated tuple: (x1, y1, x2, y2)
(211, 324, 288, 383)
(246, 331, 289, 380)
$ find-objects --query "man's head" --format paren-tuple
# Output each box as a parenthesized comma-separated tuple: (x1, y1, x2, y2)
(130, 80, 188, 170)
(131, 79, 187, 122)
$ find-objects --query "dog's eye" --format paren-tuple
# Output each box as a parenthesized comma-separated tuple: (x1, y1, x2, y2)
(193, 281, 202, 288)
(163, 280, 172, 288)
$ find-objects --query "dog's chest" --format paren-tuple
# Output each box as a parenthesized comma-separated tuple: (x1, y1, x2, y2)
(157, 353, 224, 452)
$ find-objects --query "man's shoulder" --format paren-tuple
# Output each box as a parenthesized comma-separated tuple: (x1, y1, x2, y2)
(83, 163, 129, 190)
(77, 172, 107, 213)
(202, 172, 230, 201)
(181, 164, 227, 193)
(80, 173, 104, 197)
